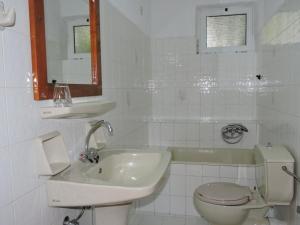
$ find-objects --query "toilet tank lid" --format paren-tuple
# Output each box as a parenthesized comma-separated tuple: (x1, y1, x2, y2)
(255, 145, 294, 163)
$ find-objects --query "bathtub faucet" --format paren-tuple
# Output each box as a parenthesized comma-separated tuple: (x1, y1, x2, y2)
(221, 124, 248, 144)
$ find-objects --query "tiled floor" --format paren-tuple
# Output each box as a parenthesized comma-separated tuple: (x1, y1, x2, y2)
(128, 212, 209, 225)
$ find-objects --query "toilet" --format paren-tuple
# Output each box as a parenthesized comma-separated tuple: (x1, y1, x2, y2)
(193, 145, 294, 225)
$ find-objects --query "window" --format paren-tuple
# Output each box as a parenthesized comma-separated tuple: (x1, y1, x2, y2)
(67, 17, 91, 59)
(197, 5, 253, 53)
(207, 14, 247, 48)
(73, 25, 91, 54)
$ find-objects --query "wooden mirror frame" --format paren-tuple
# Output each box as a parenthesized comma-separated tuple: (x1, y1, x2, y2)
(29, 0, 102, 100)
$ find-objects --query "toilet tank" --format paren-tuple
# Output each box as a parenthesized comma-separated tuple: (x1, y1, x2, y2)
(255, 145, 294, 205)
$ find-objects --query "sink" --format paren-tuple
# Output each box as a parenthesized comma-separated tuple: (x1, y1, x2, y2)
(47, 149, 171, 207)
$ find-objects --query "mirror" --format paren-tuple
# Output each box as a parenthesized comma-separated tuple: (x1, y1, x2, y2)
(29, 0, 102, 100)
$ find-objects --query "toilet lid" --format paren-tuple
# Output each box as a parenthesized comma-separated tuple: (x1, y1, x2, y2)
(195, 182, 252, 206)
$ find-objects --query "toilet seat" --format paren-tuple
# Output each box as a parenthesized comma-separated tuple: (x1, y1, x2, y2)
(195, 182, 252, 206)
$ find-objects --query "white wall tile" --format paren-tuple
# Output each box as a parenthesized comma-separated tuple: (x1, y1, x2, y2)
(140, 213, 163, 225)
(0, 205, 14, 225)
(156, 175, 170, 196)
(220, 166, 238, 178)
(0, 89, 8, 148)
(170, 164, 186, 175)
(162, 215, 185, 225)
(0, 34, 5, 87)
(170, 175, 186, 196)
(186, 198, 198, 216)
(187, 123, 200, 142)
(3, 31, 32, 88)
(149, 122, 161, 146)
(160, 123, 174, 146)
(185, 216, 208, 225)
(170, 196, 186, 215)
(186, 165, 202, 176)
(174, 123, 187, 142)
(6, 88, 38, 144)
(138, 195, 155, 213)
(202, 176, 220, 184)
(13, 189, 42, 225)
(154, 195, 170, 214)
(11, 140, 38, 199)
(203, 165, 219, 177)
(186, 176, 202, 196)
(0, 147, 12, 207)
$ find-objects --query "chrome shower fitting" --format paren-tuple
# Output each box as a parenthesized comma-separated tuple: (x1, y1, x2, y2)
(221, 124, 248, 144)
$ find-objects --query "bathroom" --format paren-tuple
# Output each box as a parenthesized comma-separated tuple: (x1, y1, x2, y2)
(0, 0, 300, 225)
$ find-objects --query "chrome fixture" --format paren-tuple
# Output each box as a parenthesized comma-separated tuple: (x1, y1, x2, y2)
(221, 124, 248, 144)
(80, 120, 113, 163)
(282, 166, 300, 183)
(63, 207, 89, 225)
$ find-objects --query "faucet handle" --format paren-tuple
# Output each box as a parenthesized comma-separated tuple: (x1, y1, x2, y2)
(79, 152, 88, 162)
(80, 148, 100, 163)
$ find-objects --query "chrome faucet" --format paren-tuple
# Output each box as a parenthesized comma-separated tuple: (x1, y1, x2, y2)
(80, 120, 113, 163)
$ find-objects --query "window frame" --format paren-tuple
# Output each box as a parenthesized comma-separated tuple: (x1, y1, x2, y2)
(67, 17, 91, 59)
(196, 5, 254, 53)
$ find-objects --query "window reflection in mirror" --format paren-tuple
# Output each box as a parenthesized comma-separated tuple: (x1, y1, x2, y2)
(74, 25, 91, 54)
(44, 0, 92, 85)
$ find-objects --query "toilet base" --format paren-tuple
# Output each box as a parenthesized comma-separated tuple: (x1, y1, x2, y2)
(208, 208, 270, 225)
(241, 207, 270, 225)
(242, 217, 269, 225)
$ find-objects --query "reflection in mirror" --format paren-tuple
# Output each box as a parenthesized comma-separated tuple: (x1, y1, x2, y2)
(44, 0, 92, 84)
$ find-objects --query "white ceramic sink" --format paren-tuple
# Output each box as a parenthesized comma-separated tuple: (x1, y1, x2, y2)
(47, 149, 171, 207)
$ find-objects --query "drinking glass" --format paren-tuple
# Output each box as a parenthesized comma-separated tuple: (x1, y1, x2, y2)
(53, 83, 72, 107)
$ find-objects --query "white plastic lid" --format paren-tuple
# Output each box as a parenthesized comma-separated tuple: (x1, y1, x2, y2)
(195, 182, 252, 206)
(35, 131, 71, 176)
(255, 145, 294, 163)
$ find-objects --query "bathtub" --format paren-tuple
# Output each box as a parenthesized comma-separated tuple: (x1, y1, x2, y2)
(135, 147, 257, 216)
(169, 147, 255, 166)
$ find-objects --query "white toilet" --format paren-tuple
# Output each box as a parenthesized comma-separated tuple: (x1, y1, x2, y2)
(194, 145, 294, 225)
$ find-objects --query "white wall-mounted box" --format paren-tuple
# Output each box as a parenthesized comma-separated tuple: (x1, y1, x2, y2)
(35, 131, 71, 176)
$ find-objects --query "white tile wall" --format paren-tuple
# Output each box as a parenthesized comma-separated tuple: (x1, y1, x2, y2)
(149, 37, 258, 148)
(257, 1, 300, 224)
(142, 36, 258, 218)
(0, 0, 151, 225)
(100, 0, 151, 149)
(0, 0, 260, 223)
(136, 163, 256, 216)
(149, 120, 258, 149)
(151, 37, 257, 121)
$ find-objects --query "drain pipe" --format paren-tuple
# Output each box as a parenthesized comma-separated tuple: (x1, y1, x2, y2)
(63, 207, 90, 225)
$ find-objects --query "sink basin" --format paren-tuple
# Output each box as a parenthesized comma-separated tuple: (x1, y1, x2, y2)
(47, 149, 171, 207)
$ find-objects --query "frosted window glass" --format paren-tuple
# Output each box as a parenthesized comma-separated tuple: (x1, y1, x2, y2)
(73, 25, 91, 54)
(207, 14, 247, 48)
